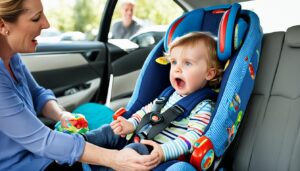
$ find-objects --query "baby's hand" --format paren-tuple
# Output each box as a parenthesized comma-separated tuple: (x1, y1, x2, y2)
(110, 116, 134, 137)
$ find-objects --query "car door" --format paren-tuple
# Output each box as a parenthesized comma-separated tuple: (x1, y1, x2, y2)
(25, 0, 118, 127)
(22, 42, 106, 112)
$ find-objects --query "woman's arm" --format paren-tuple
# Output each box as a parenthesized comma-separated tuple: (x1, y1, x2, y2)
(80, 142, 159, 171)
(19, 57, 73, 123)
(41, 99, 73, 123)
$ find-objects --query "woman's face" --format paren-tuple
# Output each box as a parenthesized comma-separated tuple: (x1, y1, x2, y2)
(5, 0, 50, 54)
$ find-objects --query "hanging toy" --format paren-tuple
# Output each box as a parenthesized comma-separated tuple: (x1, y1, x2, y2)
(155, 56, 170, 65)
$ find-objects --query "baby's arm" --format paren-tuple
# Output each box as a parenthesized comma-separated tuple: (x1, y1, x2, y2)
(161, 100, 214, 161)
(110, 116, 135, 136)
(127, 102, 154, 129)
(111, 101, 154, 135)
(110, 102, 153, 137)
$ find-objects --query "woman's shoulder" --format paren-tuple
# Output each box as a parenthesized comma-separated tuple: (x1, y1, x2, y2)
(0, 67, 13, 89)
(0, 53, 23, 85)
(12, 53, 22, 63)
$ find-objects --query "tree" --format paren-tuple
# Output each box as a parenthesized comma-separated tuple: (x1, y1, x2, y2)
(73, 0, 101, 33)
(44, 0, 75, 31)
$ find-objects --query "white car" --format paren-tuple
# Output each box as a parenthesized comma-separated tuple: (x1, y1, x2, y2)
(36, 27, 61, 43)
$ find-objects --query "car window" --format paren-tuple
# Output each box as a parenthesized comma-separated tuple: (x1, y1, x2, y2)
(109, 0, 184, 49)
(240, 0, 299, 33)
(39, 0, 107, 42)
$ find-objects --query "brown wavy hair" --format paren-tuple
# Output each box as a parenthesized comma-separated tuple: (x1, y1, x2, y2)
(0, 0, 24, 23)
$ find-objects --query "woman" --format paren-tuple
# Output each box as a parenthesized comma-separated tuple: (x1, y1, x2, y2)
(0, 0, 158, 170)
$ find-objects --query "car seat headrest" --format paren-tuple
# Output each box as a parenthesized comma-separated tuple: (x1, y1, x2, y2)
(286, 25, 300, 48)
(218, 3, 248, 61)
(164, 9, 205, 52)
(164, 3, 248, 62)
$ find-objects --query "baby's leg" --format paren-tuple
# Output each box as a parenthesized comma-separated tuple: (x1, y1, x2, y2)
(84, 125, 127, 171)
(124, 143, 151, 155)
(84, 124, 127, 149)
(87, 143, 149, 171)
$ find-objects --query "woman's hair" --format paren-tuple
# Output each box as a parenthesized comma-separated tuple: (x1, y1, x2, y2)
(0, 0, 24, 23)
(168, 32, 224, 88)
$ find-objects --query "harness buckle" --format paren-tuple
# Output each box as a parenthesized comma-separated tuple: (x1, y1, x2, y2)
(135, 124, 152, 142)
(150, 112, 164, 125)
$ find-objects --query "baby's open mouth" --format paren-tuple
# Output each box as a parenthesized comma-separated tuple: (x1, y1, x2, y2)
(175, 78, 185, 88)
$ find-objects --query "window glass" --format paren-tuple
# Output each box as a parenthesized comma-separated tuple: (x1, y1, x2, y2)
(39, 0, 107, 42)
(241, 0, 299, 33)
(109, 0, 184, 49)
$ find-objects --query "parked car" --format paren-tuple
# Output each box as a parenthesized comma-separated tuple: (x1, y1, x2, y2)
(36, 27, 61, 43)
(129, 25, 168, 47)
(108, 25, 167, 50)
(60, 31, 87, 41)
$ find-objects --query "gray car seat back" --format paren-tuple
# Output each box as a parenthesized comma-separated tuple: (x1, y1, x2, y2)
(231, 25, 300, 171)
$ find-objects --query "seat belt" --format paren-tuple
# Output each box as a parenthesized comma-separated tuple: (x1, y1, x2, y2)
(133, 86, 218, 142)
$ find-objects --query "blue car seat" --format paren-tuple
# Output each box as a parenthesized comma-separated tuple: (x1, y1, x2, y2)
(119, 3, 262, 170)
(75, 3, 262, 171)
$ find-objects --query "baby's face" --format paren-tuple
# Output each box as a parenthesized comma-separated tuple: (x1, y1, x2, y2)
(169, 41, 210, 96)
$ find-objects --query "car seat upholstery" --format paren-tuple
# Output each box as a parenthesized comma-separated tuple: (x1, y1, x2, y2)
(222, 25, 300, 171)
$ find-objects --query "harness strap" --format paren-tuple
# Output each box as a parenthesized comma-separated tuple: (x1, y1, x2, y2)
(145, 105, 184, 139)
(176, 87, 218, 120)
(135, 104, 184, 140)
(133, 86, 218, 142)
(158, 86, 175, 98)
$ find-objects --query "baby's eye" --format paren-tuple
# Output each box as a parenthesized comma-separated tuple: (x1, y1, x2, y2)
(185, 62, 192, 66)
(171, 60, 177, 65)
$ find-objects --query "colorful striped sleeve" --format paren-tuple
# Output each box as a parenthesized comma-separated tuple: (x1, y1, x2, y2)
(161, 100, 214, 161)
(127, 101, 154, 129)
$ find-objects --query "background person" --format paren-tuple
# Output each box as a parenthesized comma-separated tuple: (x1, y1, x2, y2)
(0, 0, 158, 170)
(110, 0, 142, 39)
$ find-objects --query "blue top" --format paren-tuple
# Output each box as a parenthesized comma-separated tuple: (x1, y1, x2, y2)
(0, 54, 85, 171)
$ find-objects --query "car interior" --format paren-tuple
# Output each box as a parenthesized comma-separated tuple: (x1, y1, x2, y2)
(21, 0, 300, 170)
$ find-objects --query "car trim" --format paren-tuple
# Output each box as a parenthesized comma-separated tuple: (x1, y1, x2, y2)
(21, 53, 88, 72)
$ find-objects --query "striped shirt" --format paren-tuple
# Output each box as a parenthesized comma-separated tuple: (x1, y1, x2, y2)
(128, 91, 215, 161)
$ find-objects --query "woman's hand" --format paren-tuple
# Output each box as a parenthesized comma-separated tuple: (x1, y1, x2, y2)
(141, 140, 165, 165)
(59, 111, 76, 128)
(80, 142, 159, 171)
(110, 116, 135, 137)
(110, 148, 160, 171)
